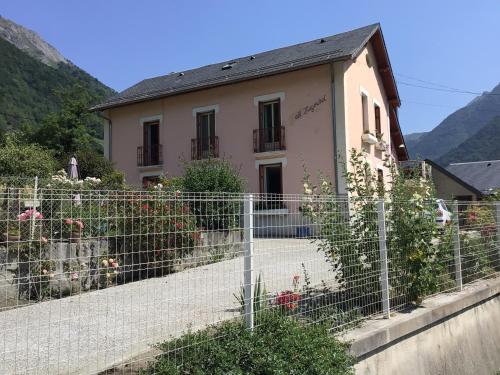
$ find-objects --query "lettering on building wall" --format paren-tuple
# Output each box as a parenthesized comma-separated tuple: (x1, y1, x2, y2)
(294, 95, 327, 120)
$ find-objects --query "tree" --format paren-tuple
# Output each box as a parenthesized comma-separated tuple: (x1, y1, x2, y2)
(29, 85, 102, 157)
(0, 135, 57, 177)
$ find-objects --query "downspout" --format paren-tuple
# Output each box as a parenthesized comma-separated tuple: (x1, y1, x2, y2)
(330, 63, 340, 194)
(97, 112, 112, 162)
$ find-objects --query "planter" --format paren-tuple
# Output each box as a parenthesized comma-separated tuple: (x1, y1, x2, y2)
(3, 233, 21, 242)
(375, 141, 387, 151)
(69, 230, 82, 243)
(361, 133, 377, 145)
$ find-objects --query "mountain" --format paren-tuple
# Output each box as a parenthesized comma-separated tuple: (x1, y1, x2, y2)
(0, 15, 115, 132)
(408, 82, 500, 160)
(404, 132, 427, 155)
(436, 116, 500, 166)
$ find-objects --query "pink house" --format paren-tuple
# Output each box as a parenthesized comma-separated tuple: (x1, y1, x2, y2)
(92, 23, 408, 195)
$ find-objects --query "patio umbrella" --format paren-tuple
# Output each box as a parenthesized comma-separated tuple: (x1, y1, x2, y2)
(68, 156, 81, 205)
(68, 156, 79, 180)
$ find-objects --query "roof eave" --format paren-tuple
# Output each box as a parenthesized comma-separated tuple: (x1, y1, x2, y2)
(90, 55, 352, 112)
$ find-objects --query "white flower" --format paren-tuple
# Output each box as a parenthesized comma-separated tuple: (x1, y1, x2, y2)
(305, 188, 313, 195)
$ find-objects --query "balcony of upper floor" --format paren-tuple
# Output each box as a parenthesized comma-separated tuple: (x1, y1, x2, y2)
(191, 136, 219, 160)
(253, 126, 286, 154)
(137, 144, 163, 167)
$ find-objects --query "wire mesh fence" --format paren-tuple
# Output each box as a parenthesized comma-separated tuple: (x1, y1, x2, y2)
(0, 179, 498, 374)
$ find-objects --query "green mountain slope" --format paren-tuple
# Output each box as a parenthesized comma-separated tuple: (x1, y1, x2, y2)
(408, 82, 500, 160)
(0, 16, 115, 133)
(436, 116, 500, 166)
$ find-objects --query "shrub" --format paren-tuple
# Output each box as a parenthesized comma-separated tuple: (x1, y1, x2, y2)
(0, 136, 57, 177)
(141, 312, 354, 375)
(62, 148, 115, 179)
(180, 158, 245, 230)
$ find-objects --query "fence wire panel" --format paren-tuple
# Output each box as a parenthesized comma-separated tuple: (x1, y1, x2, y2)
(0, 181, 498, 374)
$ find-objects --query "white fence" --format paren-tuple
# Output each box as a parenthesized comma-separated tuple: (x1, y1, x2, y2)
(0, 181, 499, 374)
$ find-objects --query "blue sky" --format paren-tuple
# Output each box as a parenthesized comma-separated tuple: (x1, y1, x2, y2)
(2, 0, 499, 135)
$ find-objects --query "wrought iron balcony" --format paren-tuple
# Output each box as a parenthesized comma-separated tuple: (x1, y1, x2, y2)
(137, 144, 163, 167)
(191, 137, 219, 160)
(253, 126, 285, 153)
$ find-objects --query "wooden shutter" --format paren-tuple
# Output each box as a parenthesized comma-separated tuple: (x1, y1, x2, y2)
(259, 165, 264, 194)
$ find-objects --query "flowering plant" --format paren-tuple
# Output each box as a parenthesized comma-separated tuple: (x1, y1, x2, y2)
(65, 218, 84, 231)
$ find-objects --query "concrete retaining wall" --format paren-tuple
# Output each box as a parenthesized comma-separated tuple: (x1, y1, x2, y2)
(343, 278, 500, 375)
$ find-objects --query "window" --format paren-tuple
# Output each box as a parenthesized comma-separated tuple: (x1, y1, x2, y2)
(142, 121, 161, 166)
(259, 99, 281, 144)
(377, 168, 384, 194)
(196, 110, 216, 158)
(361, 93, 369, 132)
(142, 175, 159, 188)
(259, 163, 283, 195)
(374, 105, 381, 136)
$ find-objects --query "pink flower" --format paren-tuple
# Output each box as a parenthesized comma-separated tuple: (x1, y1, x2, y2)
(65, 218, 73, 225)
(71, 272, 79, 281)
(17, 213, 28, 221)
(35, 212, 43, 219)
(41, 236, 48, 244)
(293, 275, 300, 281)
(75, 220, 84, 229)
(111, 262, 118, 268)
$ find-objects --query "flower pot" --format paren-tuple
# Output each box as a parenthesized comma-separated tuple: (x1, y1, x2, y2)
(3, 232, 21, 242)
(361, 133, 377, 145)
(375, 141, 387, 151)
(69, 230, 82, 243)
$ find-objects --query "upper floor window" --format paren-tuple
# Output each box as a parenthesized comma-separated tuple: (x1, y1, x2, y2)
(193, 110, 218, 159)
(361, 93, 369, 132)
(374, 104, 381, 136)
(260, 99, 281, 129)
(138, 120, 162, 166)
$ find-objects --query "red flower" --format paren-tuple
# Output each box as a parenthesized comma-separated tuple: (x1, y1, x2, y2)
(276, 291, 301, 310)
(142, 204, 150, 211)
(175, 222, 184, 230)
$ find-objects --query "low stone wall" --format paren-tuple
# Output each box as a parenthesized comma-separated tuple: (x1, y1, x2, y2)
(342, 278, 500, 375)
(0, 230, 244, 307)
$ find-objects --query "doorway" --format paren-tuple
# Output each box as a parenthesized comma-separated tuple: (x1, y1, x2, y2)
(259, 163, 283, 195)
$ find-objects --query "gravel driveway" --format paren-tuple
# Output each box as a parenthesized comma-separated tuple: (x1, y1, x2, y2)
(0, 239, 332, 374)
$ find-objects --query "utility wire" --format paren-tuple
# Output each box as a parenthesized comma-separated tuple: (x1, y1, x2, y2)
(396, 76, 500, 96)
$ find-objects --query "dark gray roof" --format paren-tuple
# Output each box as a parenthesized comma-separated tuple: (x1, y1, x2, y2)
(447, 160, 500, 194)
(92, 24, 380, 111)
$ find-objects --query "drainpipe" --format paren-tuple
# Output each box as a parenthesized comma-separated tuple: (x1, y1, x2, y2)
(330, 64, 340, 194)
(97, 112, 112, 161)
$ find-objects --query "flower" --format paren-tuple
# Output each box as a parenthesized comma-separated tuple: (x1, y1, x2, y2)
(175, 222, 183, 230)
(41, 236, 48, 244)
(42, 269, 48, 275)
(71, 272, 79, 281)
(65, 218, 73, 225)
(74, 220, 84, 229)
(275, 291, 301, 310)
(293, 275, 300, 281)
(49, 273, 54, 279)
(109, 258, 114, 263)
(102, 259, 109, 267)
(111, 262, 118, 268)
(175, 190, 181, 198)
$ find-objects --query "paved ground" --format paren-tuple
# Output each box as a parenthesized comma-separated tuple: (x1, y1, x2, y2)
(0, 239, 332, 374)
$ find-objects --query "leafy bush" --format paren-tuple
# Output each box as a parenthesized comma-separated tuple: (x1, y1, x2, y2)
(141, 312, 354, 375)
(180, 158, 245, 230)
(0, 136, 57, 177)
(61, 148, 115, 180)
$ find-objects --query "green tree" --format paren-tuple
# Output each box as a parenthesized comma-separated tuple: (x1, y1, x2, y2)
(29, 85, 101, 157)
(0, 135, 57, 177)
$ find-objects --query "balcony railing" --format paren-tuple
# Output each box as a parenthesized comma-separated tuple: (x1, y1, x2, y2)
(253, 126, 285, 153)
(137, 144, 163, 167)
(191, 137, 219, 160)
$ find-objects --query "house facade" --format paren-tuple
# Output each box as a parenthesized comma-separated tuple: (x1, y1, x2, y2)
(93, 24, 408, 195)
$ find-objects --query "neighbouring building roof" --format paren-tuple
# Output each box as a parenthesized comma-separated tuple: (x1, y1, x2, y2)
(424, 159, 484, 198)
(92, 23, 398, 111)
(446, 160, 500, 194)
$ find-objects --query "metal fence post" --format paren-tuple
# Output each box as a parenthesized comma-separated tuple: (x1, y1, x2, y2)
(496, 203, 500, 267)
(243, 194, 254, 330)
(377, 199, 390, 319)
(30, 176, 38, 240)
(452, 202, 463, 291)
